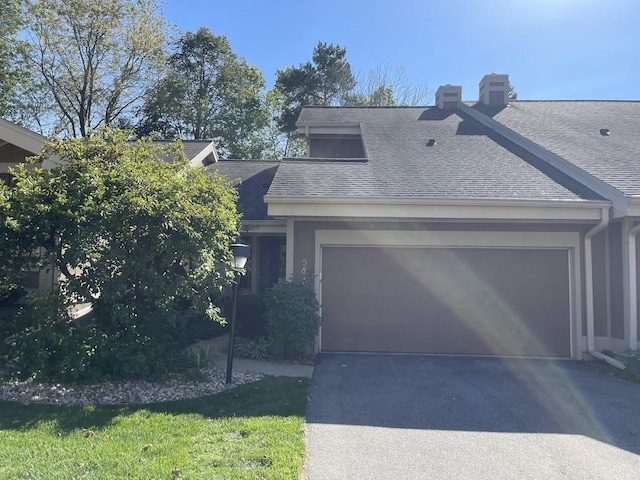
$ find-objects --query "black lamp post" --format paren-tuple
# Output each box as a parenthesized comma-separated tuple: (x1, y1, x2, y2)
(226, 243, 250, 384)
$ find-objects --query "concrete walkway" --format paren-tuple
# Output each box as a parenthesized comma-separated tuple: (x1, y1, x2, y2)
(192, 334, 315, 378)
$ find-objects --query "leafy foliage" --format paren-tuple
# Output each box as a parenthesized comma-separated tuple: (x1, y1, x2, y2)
(275, 42, 356, 133)
(0, 129, 240, 381)
(0, 0, 27, 117)
(136, 27, 268, 159)
(2, 293, 101, 382)
(20, 0, 167, 137)
(264, 279, 321, 359)
(621, 348, 640, 383)
(234, 336, 273, 360)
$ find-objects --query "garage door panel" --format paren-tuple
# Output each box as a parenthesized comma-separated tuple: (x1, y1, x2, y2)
(321, 246, 570, 357)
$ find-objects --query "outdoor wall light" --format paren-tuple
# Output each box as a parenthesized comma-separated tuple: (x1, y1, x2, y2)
(226, 243, 250, 384)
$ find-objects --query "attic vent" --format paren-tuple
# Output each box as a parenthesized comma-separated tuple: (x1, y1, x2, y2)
(426, 139, 436, 147)
(600, 128, 610, 136)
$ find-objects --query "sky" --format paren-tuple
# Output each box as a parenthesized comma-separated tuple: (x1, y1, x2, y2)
(162, 0, 640, 102)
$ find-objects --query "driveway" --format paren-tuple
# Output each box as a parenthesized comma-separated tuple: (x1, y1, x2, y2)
(304, 354, 640, 480)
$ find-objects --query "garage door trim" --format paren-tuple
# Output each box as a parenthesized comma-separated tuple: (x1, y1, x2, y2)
(315, 230, 582, 359)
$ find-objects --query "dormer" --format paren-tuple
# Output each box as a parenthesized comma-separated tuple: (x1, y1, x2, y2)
(435, 84, 462, 110)
(479, 73, 509, 106)
(296, 111, 365, 159)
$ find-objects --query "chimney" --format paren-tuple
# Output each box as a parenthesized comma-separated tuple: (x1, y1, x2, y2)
(435, 84, 462, 110)
(479, 73, 509, 106)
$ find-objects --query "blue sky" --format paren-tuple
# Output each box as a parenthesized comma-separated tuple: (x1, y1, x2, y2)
(162, 0, 639, 101)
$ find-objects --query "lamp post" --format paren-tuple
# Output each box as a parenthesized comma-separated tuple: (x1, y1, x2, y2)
(226, 243, 250, 384)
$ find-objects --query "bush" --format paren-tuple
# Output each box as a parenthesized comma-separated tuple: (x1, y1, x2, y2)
(0, 130, 241, 382)
(234, 336, 272, 360)
(622, 348, 640, 383)
(2, 293, 103, 383)
(264, 279, 321, 360)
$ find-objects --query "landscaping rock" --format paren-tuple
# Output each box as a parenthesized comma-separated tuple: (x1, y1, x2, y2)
(0, 366, 263, 405)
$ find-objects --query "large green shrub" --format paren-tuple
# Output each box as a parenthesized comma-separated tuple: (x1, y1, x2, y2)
(264, 280, 321, 359)
(0, 129, 240, 381)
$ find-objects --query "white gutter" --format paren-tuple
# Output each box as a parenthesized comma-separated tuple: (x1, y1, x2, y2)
(585, 207, 625, 369)
(627, 222, 640, 351)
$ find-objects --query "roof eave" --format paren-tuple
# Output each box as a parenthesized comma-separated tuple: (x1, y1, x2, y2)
(265, 195, 611, 222)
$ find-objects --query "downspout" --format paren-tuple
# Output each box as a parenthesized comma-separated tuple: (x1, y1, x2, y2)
(585, 207, 625, 369)
(627, 222, 640, 351)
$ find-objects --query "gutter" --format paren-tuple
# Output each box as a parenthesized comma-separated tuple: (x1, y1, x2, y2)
(585, 207, 625, 369)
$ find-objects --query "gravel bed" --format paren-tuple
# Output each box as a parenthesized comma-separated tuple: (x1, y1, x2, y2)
(0, 367, 263, 405)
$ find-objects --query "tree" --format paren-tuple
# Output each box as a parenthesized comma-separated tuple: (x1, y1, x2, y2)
(136, 27, 268, 159)
(0, 0, 27, 117)
(275, 42, 356, 133)
(343, 65, 432, 106)
(1, 129, 241, 380)
(508, 84, 518, 100)
(20, 0, 167, 137)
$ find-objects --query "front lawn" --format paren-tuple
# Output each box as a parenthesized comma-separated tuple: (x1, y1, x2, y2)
(0, 376, 309, 479)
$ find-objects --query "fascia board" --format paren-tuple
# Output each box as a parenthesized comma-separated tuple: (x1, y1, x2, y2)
(0, 118, 46, 154)
(240, 220, 286, 234)
(266, 197, 610, 221)
(189, 142, 218, 167)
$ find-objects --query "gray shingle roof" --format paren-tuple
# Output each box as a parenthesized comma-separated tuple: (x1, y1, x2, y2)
(207, 160, 279, 220)
(480, 101, 640, 197)
(269, 107, 602, 201)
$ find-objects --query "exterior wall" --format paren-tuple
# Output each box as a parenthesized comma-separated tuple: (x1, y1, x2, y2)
(292, 220, 590, 281)
(637, 222, 640, 343)
(591, 229, 609, 337)
(0, 144, 37, 176)
(608, 222, 625, 340)
(308, 136, 365, 158)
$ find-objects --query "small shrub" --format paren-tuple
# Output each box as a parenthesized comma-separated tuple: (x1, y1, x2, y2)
(622, 348, 640, 383)
(234, 336, 272, 360)
(264, 279, 321, 360)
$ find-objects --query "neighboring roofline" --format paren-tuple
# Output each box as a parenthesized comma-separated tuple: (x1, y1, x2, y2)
(265, 195, 611, 222)
(189, 141, 218, 167)
(0, 117, 46, 155)
(459, 103, 631, 217)
(240, 219, 286, 234)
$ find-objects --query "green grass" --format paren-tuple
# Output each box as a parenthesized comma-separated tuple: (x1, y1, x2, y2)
(0, 376, 309, 479)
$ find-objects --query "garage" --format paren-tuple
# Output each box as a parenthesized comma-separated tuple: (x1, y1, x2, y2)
(320, 245, 571, 357)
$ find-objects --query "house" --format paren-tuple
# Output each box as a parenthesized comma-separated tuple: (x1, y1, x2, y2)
(0, 117, 49, 186)
(259, 73, 640, 363)
(207, 160, 286, 293)
(0, 118, 51, 291)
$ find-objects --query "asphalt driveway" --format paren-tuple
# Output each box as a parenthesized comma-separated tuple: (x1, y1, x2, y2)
(304, 354, 640, 480)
